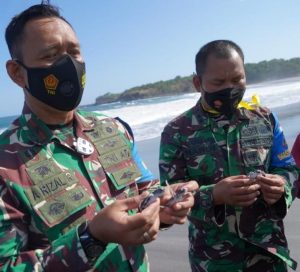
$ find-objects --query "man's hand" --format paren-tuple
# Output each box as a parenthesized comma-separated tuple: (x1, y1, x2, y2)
(159, 180, 199, 225)
(213, 175, 261, 206)
(257, 174, 285, 205)
(88, 193, 160, 245)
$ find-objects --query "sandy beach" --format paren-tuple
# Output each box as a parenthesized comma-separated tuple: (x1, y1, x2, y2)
(136, 104, 300, 271)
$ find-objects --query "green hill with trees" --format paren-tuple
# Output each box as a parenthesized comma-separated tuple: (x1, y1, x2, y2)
(95, 58, 300, 105)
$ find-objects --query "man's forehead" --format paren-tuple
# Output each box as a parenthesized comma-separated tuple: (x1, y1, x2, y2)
(207, 50, 241, 63)
(20, 17, 79, 51)
(23, 17, 73, 35)
(17, 16, 79, 61)
(203, 53, 245, 78)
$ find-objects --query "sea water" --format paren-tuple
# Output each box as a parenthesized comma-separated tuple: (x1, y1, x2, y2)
(1, 76, 300, 143)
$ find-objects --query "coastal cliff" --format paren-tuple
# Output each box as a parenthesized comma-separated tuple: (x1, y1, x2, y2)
(95, 58, 300, 105)
(95, 76, 194, 104)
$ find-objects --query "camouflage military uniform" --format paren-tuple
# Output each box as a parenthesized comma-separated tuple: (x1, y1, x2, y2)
(0, 105, 159, 271)
(291, 133, 300, 167)
(159, 99, 298, 271)
(291, 134, 300, 198)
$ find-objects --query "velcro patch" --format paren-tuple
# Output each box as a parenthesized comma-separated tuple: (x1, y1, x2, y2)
(36, 185, 93, 226)
(95, 135, 126, 155)
(86, 123, 118, 142)
(98, 146, 132, 168)
(108, 163, 141, 189)
(25, 172, 78, 205)
(27, 159, 61, 184)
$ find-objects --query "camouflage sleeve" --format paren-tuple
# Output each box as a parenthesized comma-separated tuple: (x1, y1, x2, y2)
(159, 126, 225, 226)
(159, 127, 189, 185)
(190, 185, 226, 226)
(291, 134, 300, 198)
(0, 177, 91, 271)
(268, 113, 299, 217)
(291, 133, 300, 166)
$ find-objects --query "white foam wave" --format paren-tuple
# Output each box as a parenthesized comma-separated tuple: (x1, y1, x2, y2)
(103, 77, 300, 141)
(246, 79, 300, 108)
(1, 77, 300, 142)
(98, 93, 200, 126)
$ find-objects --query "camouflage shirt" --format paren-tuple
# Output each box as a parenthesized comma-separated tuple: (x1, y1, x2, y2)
(159, 99, 298, 270)
(292, 133, 300, 166)
(0, 105, 159, 271)
(291, 133, 300, 198)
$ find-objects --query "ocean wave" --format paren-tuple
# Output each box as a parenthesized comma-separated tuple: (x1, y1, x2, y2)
(0, 77, 300, 142)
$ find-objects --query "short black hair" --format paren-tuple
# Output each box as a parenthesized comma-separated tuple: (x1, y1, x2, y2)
(5, 2, 72, 59)
(195, 40, 244, 76)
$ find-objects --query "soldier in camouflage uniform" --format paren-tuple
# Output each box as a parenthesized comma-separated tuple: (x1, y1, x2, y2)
(0, 3, 198, 271)
(159, 40, 299, 271)
(291, 134, 300, 197)
(292, 134, 300, 166)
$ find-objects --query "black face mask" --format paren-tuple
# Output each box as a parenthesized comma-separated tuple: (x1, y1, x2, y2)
(203, 87, 246, 116)
(18, 55, 86, 111)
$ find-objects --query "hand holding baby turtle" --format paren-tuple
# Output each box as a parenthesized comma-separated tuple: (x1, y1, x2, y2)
(248, 170, 266, 182)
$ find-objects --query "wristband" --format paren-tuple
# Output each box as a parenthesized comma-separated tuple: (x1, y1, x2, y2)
(79, 222, 107, 266)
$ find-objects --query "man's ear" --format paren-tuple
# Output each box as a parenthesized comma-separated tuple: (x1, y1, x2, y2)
(192, 74, 202, 93)
(6, 60, 27, 88)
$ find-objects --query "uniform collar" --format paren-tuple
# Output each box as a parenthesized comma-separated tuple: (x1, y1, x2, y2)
(192, 99, 210, 129)
(193, 98, 253, 129)
(20, 104, 95, 145)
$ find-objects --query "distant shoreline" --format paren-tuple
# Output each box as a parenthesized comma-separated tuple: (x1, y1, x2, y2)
(92, 74, 300, 106)
(93, 55, 300, 105)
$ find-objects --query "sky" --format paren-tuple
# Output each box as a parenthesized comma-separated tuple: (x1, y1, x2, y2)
(0, 0, 300, 117)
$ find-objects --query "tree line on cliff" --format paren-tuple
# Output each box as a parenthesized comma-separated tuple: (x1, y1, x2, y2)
(95, 57, 300, 105)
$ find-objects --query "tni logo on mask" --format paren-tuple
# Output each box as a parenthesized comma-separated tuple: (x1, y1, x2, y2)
(43, 74, 59, 95)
